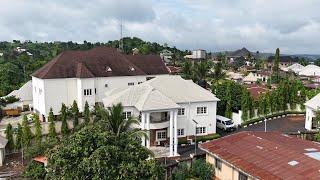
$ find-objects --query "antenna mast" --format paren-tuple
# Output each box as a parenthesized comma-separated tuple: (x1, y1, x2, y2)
(119, 18, 124, 52)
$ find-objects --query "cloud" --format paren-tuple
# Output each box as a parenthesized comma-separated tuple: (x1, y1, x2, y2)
(0, 0, 319, 54)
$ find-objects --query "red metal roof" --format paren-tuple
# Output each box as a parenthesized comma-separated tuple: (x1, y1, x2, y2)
(200, 131, 320, 180)
(33, 156, 47, 164)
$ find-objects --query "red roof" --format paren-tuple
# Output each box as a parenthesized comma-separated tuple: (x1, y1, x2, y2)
(32, 47, 169, 79)
(200, 131, 320, 180)
(246, 85, 268, 100)
(166, 66, 182, 74)
(33, 156, 47, 164)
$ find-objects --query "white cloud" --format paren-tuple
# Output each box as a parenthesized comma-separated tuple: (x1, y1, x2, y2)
(0, 0, 319, 54)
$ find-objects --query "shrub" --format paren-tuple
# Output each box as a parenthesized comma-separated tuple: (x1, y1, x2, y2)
(173, 162, 189, 180)
(23, 161, 46, 179)
(178, 134, 220, 145)
(191, 159, 214, 180)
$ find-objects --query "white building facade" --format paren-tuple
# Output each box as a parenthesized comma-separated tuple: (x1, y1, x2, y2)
(305, 93, 320, 130)
(31, 47, 169, 121)
(192, 49, 206, 59)
(103, 76, 219, 157)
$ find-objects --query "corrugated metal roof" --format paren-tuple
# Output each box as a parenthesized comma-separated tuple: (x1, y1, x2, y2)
(200, 131, 320, 180)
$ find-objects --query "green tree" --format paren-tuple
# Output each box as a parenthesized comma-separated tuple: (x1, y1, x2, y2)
(33, 114, 42, 145)
(5, 123, 14, 152)
(241, 88, 250, 121)
(181, 61, 193, 80)
(225, 82, 232, 118)
(60, 103, 69, 136)
(47, 108, 57, 142)
(15, 123, 23, 150)
(22, 115, 33, 148)
(272, 48, 280, 83)
(315, 109, 320, 129)
(99, 103, 145, 138)
(193, 60, 212, 82)
(83, 101, 90, 125)
(173, 162, 189, 180)
(46, 125, 164, 179)
(191, 159, 213, 180)
(71, 100, 79, 128)
(258, 95, 265, 116)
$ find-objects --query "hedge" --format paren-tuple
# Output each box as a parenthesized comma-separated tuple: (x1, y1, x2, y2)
(178, 133, 220, 145)
(241, 110, 305, 127)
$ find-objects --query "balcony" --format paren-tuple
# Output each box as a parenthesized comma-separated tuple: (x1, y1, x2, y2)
(149, 112, 170, 129)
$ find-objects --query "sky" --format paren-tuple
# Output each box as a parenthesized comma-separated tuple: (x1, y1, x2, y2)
(1, 0, 320, 54)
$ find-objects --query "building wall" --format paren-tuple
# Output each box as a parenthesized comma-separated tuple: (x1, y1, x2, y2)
(122, 100, 217, 139)
(206, 154, 255, 180)
(177, 101, 217, 136)
(305, 106, 315, 130)
(32, 74, 168, 119)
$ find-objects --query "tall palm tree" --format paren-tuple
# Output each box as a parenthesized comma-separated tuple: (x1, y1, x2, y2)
(99, 103, 146, 138)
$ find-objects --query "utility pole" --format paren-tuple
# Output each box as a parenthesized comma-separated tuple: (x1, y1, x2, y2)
(118, 18, 124, 53)
(192, 119, 198, 155)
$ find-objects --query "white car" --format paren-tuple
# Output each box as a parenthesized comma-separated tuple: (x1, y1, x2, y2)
(216, 115, 236, 131)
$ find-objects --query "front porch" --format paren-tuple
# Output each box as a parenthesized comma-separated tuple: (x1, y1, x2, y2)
(140, 110, 179, 157)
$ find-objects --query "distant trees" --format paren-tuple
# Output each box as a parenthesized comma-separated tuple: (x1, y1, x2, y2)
(272, 48, 280, 83)
(15, 123, 23, 150)
(34, 114, 42, 145)
(181, 61, 193, 80)
(5, 123, 14, 152)
(71, 100, 79, 128)
(47, 108, 57, 142)
(60, 103, 69, 136)
(22, 115, 33, 148)
(83, 101, 90, 125)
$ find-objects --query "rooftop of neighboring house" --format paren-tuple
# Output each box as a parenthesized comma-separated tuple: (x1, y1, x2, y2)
(166, 66, 182, 75)
(32, 47, 169, 79)
(200, 131, 320, 180)
(245, 84, 269, 100)
(267, 55, 300, 63)
(4, 80, 32, 101)
(103, 75, 220, 110)
(305, 93, 320, 110)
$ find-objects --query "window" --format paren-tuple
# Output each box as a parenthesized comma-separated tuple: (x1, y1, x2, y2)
(95, 88, 97, 94)
(84, 89, 92, 96)
(196, 127, 206, 134)
(178, 108, 185, 116)
(123, 111, 132, 119)
(156, 130, 167, 141)
(238, 172, 248, 180)
(215, 158, 222, 171)
(197, 107, 207, 114)
(105, 84, 108, 88)
(177, 129, 184, 136)
(128, 82, 134, 86)
(138, 82, 143, 84)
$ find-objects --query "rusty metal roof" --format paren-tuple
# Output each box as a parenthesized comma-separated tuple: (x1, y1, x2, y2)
(200, 131, 320, 180)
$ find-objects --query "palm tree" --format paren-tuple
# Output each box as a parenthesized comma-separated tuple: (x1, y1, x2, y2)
(181, 61, 193, 80)
(99, 103, 146, 138)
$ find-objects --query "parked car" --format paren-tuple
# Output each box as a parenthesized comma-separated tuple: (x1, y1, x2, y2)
(216, 115, 236, 131)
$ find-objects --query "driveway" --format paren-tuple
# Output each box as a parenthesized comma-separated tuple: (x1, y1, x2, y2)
(217, 115, 306, 137)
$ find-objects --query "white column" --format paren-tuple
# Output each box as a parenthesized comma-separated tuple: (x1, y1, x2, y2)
(173, 110, 178, 156)
(169, 110, 174, 157)
(141, 112, 146, 146)
(146, 112, 150, 148)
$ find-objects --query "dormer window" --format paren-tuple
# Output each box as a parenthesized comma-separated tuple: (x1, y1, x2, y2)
(106, 66, 112, 72)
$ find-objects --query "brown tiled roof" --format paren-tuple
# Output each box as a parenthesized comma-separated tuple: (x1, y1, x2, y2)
(32, 47, 169, 79)
(200, 131, 320, 180)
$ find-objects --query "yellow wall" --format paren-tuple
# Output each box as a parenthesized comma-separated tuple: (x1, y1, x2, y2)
(206, 154, 255, 180)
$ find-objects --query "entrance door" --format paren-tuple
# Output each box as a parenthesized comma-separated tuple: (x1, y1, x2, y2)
(312, 117, 318, 129)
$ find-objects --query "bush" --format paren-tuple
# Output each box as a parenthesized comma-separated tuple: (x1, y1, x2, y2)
(242, 110, 306, 127)
(173, 162, 189, 180)
(24, 141, 57, 161)
(178, 134, 220, 145)
(191, 159, 213, 180)
(23, 161, 46, 179)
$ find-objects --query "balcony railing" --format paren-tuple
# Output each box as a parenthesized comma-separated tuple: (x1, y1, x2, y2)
(150, 116, 169, 124)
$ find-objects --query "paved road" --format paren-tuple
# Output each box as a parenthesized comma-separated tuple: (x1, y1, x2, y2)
(217, 115, 306, 137)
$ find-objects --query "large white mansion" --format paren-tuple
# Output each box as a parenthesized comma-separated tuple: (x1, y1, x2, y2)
(31, 47, 169, 121)
(31, 47, 219, 157)
(103, 75, 219, 156)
